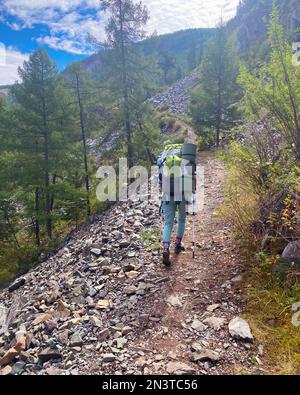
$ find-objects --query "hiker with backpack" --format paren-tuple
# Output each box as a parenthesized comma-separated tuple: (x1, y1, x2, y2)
(157, 143, 197, 266)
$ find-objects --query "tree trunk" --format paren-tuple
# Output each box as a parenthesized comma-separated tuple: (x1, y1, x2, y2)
(75, 73, 91, 217)
(35, 187, 41, 246)
(50, 174, 57, 212)
(41, 73, 52, 239)
(216, 80, 222, 148)
(119, 0, 134, 168)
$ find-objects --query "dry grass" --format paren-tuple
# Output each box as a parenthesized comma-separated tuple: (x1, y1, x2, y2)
(221, 144, 300, 375)
(245, 265, 300, 375)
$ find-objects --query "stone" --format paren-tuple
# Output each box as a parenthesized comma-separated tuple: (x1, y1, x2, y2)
(116, 338, 127, 349)
(46, 366, 64, 375)
(191, 342, 203, 353)
(15, 325, 27, 342)
(32, 313, 53, 326)
(282, 241, 300, 263)
(96, 300, 113, 309)
(1, 365, 12, 375)
(207, 304, 220, 312)
(15, 336, 26, 352)
(45, 320, 58, 333)
(102, 353, 116, 363)
(203, 316, 227, 331)
(91, 248, 102, 257)
(166, 295, 182, 307)
(125, 271, 140, 279)
(0, 347, 19, 367)
(119, 240, 130, 248)
(89, 316, 102, 327)
(134, 356, 147, 367)
(98, 328, 110, 341)
(192, 349, 220, 363)
(231, 275, 243, 283)
(121, 326, 132, 335)
(228, 317, 254, 342)
(69, 332, 83, 347)
(0, 305, 8, 335)
(57, 330, 69, 346)
(166, 361, 196, 375)
(38, 348, 62, 363)
(8, 277, 26, 293)
(123, 285, 138, 295)
(123, 262, 137, 272)
(258, 344, 264, 356)
(191, 319, 206, 332)
(12, 361, 26, 375)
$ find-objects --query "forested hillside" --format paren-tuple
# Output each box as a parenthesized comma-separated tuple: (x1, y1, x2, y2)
(68, 28, 213, 87)
(228, 0, 300, 61)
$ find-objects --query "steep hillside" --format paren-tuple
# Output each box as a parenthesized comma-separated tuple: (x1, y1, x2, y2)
(68, 28, 214, 81)
(228, 0, 300, 59)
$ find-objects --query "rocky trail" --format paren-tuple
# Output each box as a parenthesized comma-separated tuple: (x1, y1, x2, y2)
(0, 150, 266, 376)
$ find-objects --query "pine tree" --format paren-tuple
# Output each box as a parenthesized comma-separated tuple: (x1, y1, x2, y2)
(100, 0, 149, 168)
(187, 41, 197, 71)
(190, 21, 240, 146)
(12, 49, 78, 242)
(158, 51, 176, 84)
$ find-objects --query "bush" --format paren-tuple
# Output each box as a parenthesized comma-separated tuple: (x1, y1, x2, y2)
(222, 120, 300, 256)
(197, 131, 215, 151)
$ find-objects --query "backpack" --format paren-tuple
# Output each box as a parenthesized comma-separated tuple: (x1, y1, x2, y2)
(157, 144, 195, 200)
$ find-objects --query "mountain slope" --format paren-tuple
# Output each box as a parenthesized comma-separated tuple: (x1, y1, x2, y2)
(68, 28, 214, 80)
(0, 150, 261, 376)
(228, 0, 300, 59)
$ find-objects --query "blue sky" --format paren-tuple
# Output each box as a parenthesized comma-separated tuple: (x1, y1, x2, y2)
(0, 0, 239, 85)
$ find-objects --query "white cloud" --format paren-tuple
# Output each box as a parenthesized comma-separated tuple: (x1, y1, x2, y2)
(1, 0, 239, 54)
(144, 0, 240, 33)
(0, 43, 29, 85)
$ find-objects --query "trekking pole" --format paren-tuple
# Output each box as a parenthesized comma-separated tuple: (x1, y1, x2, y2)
(158, 201, 163, 254)
(192, 192, 196, 259)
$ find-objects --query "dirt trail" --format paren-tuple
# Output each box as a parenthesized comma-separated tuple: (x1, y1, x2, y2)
(81, 150, 263, 376)
(124, 150, 261, 375)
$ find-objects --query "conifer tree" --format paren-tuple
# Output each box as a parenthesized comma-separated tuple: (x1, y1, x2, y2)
(100, 0, 149, 168)
(190, 21, 240, 146)
(12, 48, 78, 242)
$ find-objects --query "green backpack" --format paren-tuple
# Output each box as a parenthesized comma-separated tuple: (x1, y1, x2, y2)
(157, 143, 196, 199)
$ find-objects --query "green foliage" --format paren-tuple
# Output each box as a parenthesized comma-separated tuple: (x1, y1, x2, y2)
(77, 28, 214, 87)
(197, 131, 215, 151)
(187, 41, 197, 71)
(142, 227, 160, 252)
(0, 49, 109, 285)
(190, 23, 241, 146)
(238, 6, 300, 159)
(221, 4, 300, 374)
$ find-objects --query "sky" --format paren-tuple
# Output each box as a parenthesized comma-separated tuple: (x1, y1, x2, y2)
(0, 0, 239, 85)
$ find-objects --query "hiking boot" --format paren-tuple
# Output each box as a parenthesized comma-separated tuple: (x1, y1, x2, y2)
(175, 243, 185, 254)
(163, 250, 171, 266)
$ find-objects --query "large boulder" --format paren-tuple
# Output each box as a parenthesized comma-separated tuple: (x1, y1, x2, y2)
(282, 241, 300, 263)
(228, 317, 254, 342)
